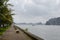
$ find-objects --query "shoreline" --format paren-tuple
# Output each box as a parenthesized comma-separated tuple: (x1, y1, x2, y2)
(14, 25, 44, 40)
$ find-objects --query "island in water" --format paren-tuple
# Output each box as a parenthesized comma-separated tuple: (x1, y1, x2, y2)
(45, 17, 60, 25)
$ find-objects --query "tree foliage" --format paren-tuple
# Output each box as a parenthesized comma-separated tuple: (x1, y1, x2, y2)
(0, 0, 13, 27)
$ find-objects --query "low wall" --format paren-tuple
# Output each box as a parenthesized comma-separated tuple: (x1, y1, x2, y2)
(14, 26, 44, 40)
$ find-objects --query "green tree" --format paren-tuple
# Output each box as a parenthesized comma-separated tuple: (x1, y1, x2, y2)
(0, 0, 13, 27)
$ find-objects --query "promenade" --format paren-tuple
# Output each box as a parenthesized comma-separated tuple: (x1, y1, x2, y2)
(0, 26, 43, 40)
(0, 26, 34, 40)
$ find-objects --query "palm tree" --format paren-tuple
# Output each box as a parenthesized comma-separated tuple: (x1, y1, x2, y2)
(0, 0, 13, 27)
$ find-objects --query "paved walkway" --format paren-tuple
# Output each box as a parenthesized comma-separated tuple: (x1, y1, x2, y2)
(0, 26, 34, 40)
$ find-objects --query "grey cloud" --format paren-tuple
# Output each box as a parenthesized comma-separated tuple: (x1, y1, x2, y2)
(32, 0, 60, 11)
(24, 5, 48, 16)
(19, 0, 60, 17)
(9, 0, 60, 23)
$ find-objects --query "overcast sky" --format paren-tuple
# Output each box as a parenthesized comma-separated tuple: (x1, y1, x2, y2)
(9, 0, 60, 23)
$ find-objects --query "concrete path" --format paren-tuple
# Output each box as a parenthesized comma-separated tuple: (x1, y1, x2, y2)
(0, 26, 34, 40)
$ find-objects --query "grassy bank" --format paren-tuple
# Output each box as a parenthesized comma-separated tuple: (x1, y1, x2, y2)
(0, 26, 10, 35)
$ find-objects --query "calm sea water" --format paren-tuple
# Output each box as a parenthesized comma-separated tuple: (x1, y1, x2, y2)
(16, 25, 60, 40)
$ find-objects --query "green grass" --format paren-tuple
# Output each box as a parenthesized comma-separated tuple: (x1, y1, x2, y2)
(0, 26, 10, 35)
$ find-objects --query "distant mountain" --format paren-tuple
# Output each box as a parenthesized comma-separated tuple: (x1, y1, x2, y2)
(34, 22, 43, 25)
(16, 22, 43, 25)
(46, 17, 60, 25)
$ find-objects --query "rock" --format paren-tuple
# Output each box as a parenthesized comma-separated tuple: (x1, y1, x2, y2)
(16, 29, 19, 33)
